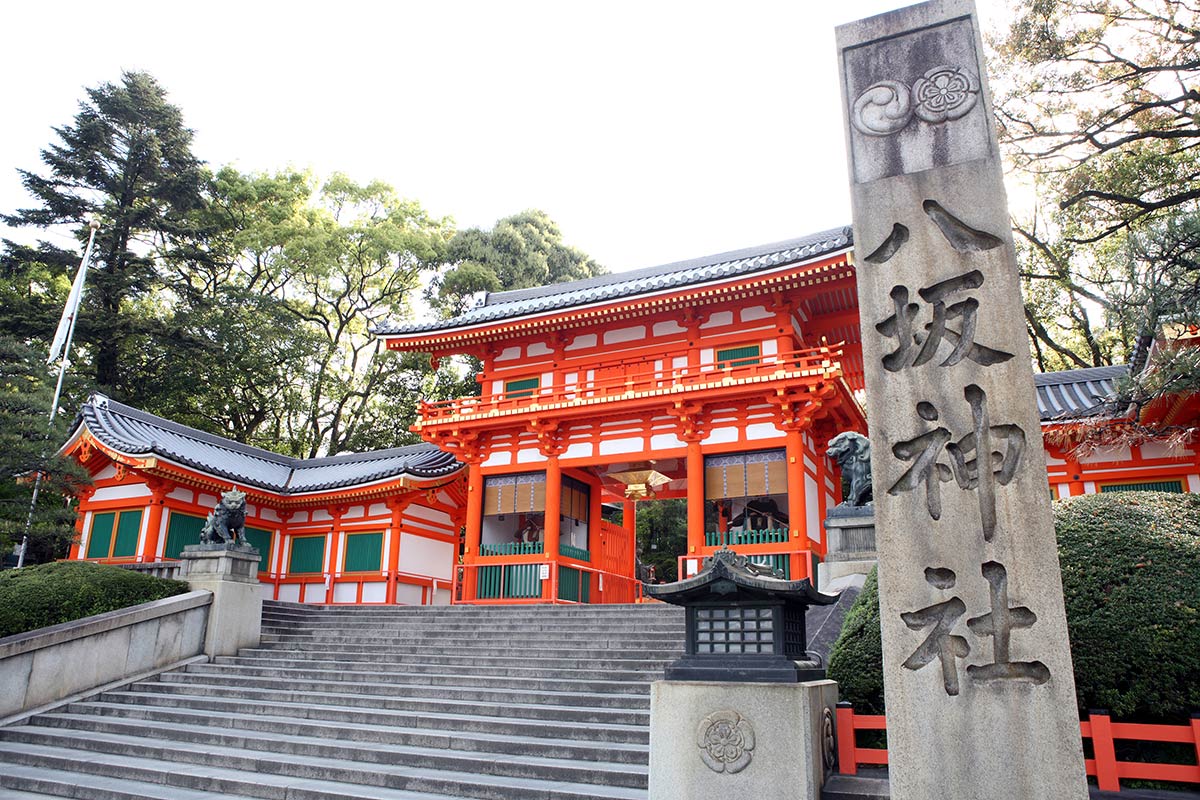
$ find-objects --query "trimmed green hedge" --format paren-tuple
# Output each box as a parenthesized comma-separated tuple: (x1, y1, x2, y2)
(828, 491, 1200, 722)
(0, 561, 191, 639)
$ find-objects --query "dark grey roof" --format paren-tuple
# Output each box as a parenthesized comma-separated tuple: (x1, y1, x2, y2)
(376, 226, 854, 336)
(1034, 365, 1130, 421)
(70, 395, 462, 494)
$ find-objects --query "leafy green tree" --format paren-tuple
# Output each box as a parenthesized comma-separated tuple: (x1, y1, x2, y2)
(431, 209, 604, 315)
(635, 499, 688, 582)
(1, 71, 207, 395)
(0, 337, 90, 563)
(994, 1, 1200, 399)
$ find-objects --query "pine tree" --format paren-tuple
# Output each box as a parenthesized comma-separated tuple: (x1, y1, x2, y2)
(2, 71, 207, 394)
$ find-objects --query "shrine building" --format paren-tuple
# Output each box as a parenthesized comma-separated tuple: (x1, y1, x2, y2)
(61, 227, 1200, 604)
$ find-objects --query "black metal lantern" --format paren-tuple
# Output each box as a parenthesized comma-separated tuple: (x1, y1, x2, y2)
(645, 547, 836, 683)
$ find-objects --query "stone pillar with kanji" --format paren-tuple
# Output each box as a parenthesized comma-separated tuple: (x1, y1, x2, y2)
(836, 1, 1088, 797)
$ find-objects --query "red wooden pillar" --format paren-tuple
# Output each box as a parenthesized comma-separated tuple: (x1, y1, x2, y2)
(1066, 457, 1086, 497)
(686, 439, 705, 558)
(68, 487, 95, 560)
(462, 461, 484, 602)
(785, 427, 810, 581)
(385, 495, 411, 605)
(324, 507, 345, 604)
(139, 480, 167, 563)
(544, 456, 563, 601)
(836, 702, 858, 776)
(623, 499, 637, 584)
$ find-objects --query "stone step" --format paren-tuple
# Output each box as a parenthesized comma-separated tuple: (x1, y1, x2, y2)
(213, 653, 666, 680)
(243, 642, 682, 660)
(259, 619, 684, 631)
(179, 661, 653, 695)
(118, 681, 650, 725)
(74, 694, 651, 745)
(23, 710, 649, 776)
(137, 673, 650, 712)
(233, 646, 674, 668)
(257, 632, 683, 648)
(0, 731, 648, 799)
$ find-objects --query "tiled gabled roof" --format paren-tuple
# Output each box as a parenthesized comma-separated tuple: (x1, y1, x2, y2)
(1034, 365, 1130, 421)
(374, 226, 854, 337)
(69, 395, 462, 494)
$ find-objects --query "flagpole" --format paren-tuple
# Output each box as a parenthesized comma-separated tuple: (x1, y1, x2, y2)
(18, 218, 100, 568)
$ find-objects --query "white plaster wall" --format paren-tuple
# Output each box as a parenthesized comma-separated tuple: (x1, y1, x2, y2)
(94, 465, 118, 480)
(805, 474, 820, 542)
(599, 437, 644, 455)
(432, 588, 452, 606)
(650, 433, 686, 451)
(563, 441, 593, 460)
(1084, 481, 1097, 494)
(333, 583, 358, 603)
(517, 449, 547, 464)
(566, 334, 597, 351)
(1057, 484, 1072, 499)
(701, 311, 734, 329)
(483, 451, 513, 468)
(302, 583, 326, 603)
(291, 511, 310, 524)
(276, 584, 301, 603)
(495, 346, 522, 362)
(369, 503, 389, 518)
(1188, 474, 1200, 492)
(197, 493, 218, 509)
(604, 325, 646, 345)
(361, 582, 387, 603)
(343, 505, 364, 519)
(745, 423, 782, 441)
(92, 483, 152, 502)
(740, 305, 770, 322)
(407, 504, 454, 529)
(398, 533, 454, 581)
(167, 487, 193, 503)
(312, 510, 332, 522)
(1079, 446, 1132, 464)
(395, 583, 424, 605)
(654, 320, 686, 336)
(258, 507, 282, 523)
(762, 339, 778, 356)
(527, 342, 552, 357)
(1140, 441, 1187, 459)
(703, 427, 738, 445)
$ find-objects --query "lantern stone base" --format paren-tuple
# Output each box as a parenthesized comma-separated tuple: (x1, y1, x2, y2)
(649, 679, 839, 800)
(178, 544, 262, 658)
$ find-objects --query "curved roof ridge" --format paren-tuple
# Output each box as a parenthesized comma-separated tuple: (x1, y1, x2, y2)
(375, 226, 854, 337)
(70, 394, 462, 494)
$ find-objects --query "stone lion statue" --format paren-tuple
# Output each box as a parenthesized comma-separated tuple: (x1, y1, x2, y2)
(199, 489, 248, 545)
(826, 432, 873, 507)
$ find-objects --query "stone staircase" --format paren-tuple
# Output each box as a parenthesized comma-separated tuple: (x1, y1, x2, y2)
(0, 600, 686, 800)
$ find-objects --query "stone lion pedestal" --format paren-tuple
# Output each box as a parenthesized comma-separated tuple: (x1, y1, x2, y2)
(645, 548, 841, 800)
(178, 543, 262, 657)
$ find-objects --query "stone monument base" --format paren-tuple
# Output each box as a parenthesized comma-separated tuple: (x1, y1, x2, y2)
(178, 543, 262, 658)
(820, 504, 877, 591)
(649, 679, 838, 800)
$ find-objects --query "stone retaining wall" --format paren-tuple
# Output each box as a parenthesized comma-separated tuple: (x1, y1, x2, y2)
(0, 589, 211, 720)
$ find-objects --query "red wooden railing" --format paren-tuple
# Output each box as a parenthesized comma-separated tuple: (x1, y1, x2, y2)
(451, 559, 643, 605)
(835, 703, 1200, 792)
(416, 344, 844, 424)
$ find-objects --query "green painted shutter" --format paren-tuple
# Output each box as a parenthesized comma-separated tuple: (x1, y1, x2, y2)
(111, 510, 143, 558)
(288, 536, 326, 574)
(1100, 480, 1184, 493)
(164, 513, 205, 559)
(243, 527, 273, 572)
(716, 345, 761, 368)
(86, 512, 115, 558)
(343, 532, 383, 572)
(505, 377, 539, 398)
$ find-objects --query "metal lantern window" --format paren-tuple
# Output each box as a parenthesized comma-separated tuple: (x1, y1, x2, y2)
(646, 547, 835, 683)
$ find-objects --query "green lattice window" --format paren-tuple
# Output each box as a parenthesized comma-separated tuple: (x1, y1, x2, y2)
(343, 532, 383, 572)
(164, 512, 205, 559)
(85, 509, 142, 559)
(504, 377, 539, 398)
(288, 535, 326, 574)
(716, 344, 761, 369)
(244, 527, 273, 573)
(1100, 480, 1185, 494)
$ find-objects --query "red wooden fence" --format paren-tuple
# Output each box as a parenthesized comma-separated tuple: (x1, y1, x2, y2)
(835, 703, 1200, 792)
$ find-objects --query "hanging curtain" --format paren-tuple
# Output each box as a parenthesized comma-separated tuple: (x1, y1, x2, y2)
(704, 449, 787, 499)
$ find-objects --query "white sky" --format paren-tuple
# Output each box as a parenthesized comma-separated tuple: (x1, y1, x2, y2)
(0, 0, 1010, 273)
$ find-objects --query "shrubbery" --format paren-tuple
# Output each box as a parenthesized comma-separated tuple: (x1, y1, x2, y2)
(0, 561, 190, 639)
(828, 491, 1200, 722)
